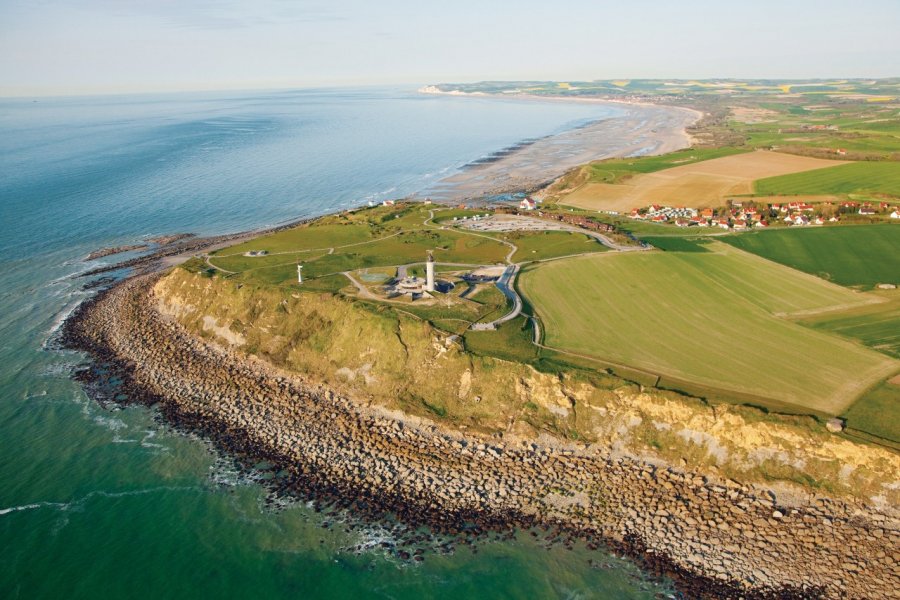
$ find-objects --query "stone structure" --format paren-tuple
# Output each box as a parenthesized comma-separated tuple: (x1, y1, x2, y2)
(425, 252, 435, 293)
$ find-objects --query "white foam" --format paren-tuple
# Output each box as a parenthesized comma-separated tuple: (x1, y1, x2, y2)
(42, 295, 88, 349)
(140, 429, 166, 450)
(0, 501, 67, 516)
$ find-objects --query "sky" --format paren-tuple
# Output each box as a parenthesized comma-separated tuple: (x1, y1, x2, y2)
(1, 0, 898, 96)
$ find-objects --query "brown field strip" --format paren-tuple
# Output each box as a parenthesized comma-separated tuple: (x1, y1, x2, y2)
(560, 151, 848, 212)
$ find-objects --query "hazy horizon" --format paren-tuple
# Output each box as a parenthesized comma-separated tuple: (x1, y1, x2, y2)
(1, 0, 899, 97)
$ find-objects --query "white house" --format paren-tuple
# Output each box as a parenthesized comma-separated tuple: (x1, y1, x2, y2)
(519, 198, 537, 210)
(891, 210, 900, 219)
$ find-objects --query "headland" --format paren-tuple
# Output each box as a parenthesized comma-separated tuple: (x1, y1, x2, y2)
(62, 87, 900, 599)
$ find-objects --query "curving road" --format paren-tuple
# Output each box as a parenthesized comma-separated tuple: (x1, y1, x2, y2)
(471, 264, 521, 330)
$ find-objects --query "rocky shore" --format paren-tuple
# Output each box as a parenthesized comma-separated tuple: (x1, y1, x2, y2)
(79, 218, 311, 279)
(84, 244, 149, 261)
(63, 274, 899, 599)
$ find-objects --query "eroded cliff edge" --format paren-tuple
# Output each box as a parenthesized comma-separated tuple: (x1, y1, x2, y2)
(63, 268, 900, 598)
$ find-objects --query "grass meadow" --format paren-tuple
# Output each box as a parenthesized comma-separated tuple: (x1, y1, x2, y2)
(207, 203, 614, 286)
(798, 297, 900, 358)
(843, 381, 900, 444)
(585, 146, 750, 184)
(755, 162, 900, 196)
(518, 243, 898, 415)
(509, 230, 608, 261)
(720, 224, 900, 289)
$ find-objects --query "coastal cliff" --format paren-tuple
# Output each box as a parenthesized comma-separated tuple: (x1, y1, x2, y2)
(62, 269, 900, 598)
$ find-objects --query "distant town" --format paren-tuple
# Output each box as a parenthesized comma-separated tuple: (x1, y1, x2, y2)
(624, 199, 900, 229)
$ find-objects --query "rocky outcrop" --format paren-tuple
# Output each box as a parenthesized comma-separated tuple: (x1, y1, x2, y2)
(63, 274, 900, 599)
(85, 244, 149, 261)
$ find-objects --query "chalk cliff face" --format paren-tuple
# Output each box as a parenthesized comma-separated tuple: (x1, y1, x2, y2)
(154, 268, 900, 503)
(65, 268, 900, 599)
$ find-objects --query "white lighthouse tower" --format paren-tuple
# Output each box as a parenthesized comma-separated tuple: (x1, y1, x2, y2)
(296, 264, 303, 284)
(425, 251, 435, 293)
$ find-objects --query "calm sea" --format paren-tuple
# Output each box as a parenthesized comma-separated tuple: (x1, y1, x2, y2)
(0, 87, 671, 599)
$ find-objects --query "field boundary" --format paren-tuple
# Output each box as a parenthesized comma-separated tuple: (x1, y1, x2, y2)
(533, 340, 841, 418)
(517, 249, 897, 416)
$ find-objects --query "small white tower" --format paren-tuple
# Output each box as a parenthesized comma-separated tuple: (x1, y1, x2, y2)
(297, 264, 303, 285)
(425, 251, 435, 293)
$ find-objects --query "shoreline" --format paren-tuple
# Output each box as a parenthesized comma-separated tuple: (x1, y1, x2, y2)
(419, 86, 704, 120)
(78, 214, 320, 280)
(60, 272, 898, 599)
(418, 93, 700, 202)
(56, 96, 898, 598)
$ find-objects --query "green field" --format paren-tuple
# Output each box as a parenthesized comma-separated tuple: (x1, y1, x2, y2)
(518, 244, 898, 414)
(798, 298, 900, 358)
(463, 316, 538, 363)
(509, 230, 608, 261)
(640, 236, 713, 252)
(842, 381, 900, 444)
(207, 205, 513, 286)
(207, 204, 618, 287)
(586, 147, 749, 184)
(755, 162, 900, 196)
(720, 224, 900, 289)
(735, 110, 900, 157)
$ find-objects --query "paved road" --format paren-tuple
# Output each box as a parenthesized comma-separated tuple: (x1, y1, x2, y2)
(471, 264, 522, 330)
(564, 225, 649, 252)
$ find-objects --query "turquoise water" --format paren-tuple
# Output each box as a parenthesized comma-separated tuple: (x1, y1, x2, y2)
(0, 87, 670, 598)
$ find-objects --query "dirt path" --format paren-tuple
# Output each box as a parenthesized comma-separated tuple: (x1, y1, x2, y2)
(205, 255, 235, 275)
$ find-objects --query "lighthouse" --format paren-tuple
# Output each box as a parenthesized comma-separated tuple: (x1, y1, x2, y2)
(425, 251, 435, 292)
(297, 264, 303, 284)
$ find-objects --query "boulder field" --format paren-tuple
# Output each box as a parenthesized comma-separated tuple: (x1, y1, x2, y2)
(63, 274, 899, 599)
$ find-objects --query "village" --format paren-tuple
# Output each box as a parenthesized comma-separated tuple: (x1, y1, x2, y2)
(427, 194, 900, 236)
(626, 199, 900, 230)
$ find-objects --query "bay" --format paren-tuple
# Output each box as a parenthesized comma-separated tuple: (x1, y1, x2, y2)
(0, 86, 670, 599)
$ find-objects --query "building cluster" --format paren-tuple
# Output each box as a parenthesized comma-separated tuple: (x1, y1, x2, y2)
(842, 201, 899, 216)
(383, 253, 445, 301)
(630, 204, 698, 222)
(496, 206, 618, 233)
(629, 204, 768, 230)
(628, 198, 900, 230)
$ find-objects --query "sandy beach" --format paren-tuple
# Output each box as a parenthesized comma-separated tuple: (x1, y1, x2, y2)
(56, 92, 898, 600)
(419, 94, 700, 202)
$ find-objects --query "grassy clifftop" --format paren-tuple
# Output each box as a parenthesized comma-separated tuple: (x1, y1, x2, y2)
(152, 267, 900, 499)
(155, 266, 578, 436)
